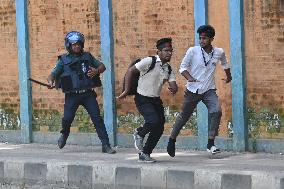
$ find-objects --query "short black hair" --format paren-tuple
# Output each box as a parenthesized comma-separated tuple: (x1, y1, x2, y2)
(197, 25, 215, 38)
(156, 38, 172, 50)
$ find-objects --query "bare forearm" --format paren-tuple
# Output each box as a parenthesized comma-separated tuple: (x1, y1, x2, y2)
(224, 68, 232, 83)
(97, 64, 106, 74)
(168, 81, 178, 94)
(124, 67, 136, 92)
(181, 70, 196, 82)
(225, 68, 231, 78)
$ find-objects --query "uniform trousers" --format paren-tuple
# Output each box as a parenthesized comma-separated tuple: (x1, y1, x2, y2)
(61, 90, 110, 146)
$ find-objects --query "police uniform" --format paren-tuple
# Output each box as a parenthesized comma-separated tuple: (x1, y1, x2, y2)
(49, 31, 115, 153)
(51, 52, 111, 148)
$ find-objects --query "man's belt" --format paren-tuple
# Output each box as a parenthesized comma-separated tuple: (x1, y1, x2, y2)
(74, 89, 88, 94)
(66, 89, 93, 94)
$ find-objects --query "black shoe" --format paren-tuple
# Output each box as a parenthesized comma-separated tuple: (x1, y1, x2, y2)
(167, 138, 176, 157)
(102, 145, 116, 154)
(58, 134, 68, 149)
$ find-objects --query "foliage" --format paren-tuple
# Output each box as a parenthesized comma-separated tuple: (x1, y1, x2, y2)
(0, 108, 20, 130)
(32, 109, 62, 132)
(227, 107, 283, 138)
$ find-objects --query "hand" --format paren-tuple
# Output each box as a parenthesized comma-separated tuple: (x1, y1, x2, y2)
(47, 81, 55, 89)
(87, 67, 99, 78)
(47, 76, 55, 89)
(222, 76, 232, 83)
(168, 86, 178, 94)
(116, 91, 128, 100)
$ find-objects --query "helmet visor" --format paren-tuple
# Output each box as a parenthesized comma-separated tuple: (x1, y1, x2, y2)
(66, 31, 84, 44)
(68, 34, 80, 44)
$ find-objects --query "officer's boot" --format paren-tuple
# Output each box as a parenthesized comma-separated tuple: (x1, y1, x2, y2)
(58, 134, 69, 149)
(102, 144, 116, 154)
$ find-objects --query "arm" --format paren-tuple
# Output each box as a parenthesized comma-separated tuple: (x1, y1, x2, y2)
(168, 81, 178, 94)
(179, 47, 198, 82)
(88, 55, 106, 78)
(224, 68, 232, 83)
(87, 63, 106, 78)
(181, 70, 198, 82)
(117, 57, 152, 99)
(47, 74, 55, 89)
(117, 66, 140, 99)
(47, 60, 63, 89)
(219, 50, 232, 83)
(167, 67, 178, 94)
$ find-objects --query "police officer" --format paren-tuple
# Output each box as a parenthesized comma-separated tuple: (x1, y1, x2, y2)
(47, 31, 116, 154)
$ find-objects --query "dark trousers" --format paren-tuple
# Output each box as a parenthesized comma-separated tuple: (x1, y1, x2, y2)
(134, 94, 165, 155)
(61, 90, 110, 146)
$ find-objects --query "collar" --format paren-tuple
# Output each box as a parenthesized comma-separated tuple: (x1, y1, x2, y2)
(156, 55, 161, 62)
(201, 46, 214, 54)
(156, 55, 169, 67)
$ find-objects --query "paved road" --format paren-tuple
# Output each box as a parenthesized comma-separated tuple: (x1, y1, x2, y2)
(0, 143, 284, 189)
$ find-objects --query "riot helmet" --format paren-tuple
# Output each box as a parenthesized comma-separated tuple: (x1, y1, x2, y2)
(64, 31, 85, 52)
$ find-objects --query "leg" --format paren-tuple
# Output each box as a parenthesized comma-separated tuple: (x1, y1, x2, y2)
(170, 90, 201, 139)
(167, 90, 201, 157)
(134, 94, 156, 138)
(61, 94, 80, 135)
(81, 92, 110, 146)
(134, 96, 154, 138)
(134, 95, 164, 155)
(58, 93, 80, 149)
(142, 99, 165, 155)
(202, 89, 222, 139)
(202, 89, 222, 153)
(81, 91, 116, 154)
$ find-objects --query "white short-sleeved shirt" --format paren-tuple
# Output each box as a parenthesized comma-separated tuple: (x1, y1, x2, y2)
(135, 55, 176, 97)
(179, 46, 230, 94)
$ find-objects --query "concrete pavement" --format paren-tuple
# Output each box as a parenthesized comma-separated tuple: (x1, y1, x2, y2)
(0, 143, 283, 189)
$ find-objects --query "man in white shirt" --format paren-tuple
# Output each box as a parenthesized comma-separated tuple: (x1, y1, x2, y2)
(118, 38, 178, 162)
(167, 25, 232, 157)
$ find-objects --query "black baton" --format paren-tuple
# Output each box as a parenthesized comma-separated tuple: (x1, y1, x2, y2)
(29, 78, 50, 87)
